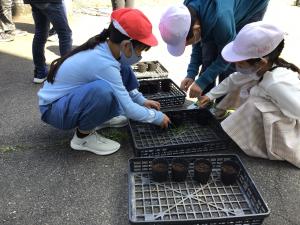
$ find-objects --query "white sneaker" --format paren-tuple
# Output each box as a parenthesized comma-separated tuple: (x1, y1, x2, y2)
(70, 131, 120, 155)
(33, 77, 47, 84)
(96, 115, 128, 130)
(47, 34, 58, 42)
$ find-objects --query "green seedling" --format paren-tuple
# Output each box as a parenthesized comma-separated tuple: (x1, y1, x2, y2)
(99, 128, 129, 142)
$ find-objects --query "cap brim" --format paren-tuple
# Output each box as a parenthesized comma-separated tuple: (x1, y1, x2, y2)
(167, 40, 186, 57)
(221, 42, 252, 62)
(139, 33, 158, 47)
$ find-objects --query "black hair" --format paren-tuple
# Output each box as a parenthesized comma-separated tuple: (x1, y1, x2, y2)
(246, 40, 300, 74)
(186, 6, 198, 41)
(47, 23, 150, 83)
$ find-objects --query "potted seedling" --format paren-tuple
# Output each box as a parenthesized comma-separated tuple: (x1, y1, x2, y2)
(171, 158, 189, 182)
(220, 160, 241, 185)
(147, 62, 158, 71)
(193, 159, 212, 184)
(152, 158, 169, 182)
(137, 62, 148, 72)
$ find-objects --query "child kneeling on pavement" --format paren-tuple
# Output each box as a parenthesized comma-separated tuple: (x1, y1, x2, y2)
(38, 8, 170, 155)
(199, 21, 300, 168)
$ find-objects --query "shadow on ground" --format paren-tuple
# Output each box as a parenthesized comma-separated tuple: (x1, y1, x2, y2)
(15, 22, 35, 34)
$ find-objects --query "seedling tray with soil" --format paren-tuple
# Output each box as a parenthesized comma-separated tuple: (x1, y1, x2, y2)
(128, 109, 230, 156)
(128, 155, 270, 225)
(138, 78, 186, 109)
(132, 61, 168, 79)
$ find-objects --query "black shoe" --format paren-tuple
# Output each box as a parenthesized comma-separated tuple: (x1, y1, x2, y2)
(0, 32, 14, 42)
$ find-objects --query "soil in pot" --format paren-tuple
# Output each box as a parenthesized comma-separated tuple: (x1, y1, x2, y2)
(147, 62, 158, 71)
(137, 63, 148, 72)
(171, 158, 189, 182)
(152, 158, 169, 182)
(193, 159, 212, 184)
(220, 160, 240, 185)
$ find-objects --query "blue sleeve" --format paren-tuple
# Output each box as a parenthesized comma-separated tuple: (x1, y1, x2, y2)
(95, 66, 164, 125)
(186, 41, 202, 80)
(195, 12, 235, 90)
(129, 89, 147, 106)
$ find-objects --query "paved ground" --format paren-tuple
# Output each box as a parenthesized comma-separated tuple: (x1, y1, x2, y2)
(0, 1, 300, 225)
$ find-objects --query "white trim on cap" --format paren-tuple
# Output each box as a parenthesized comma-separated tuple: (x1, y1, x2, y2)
(112, 20, 129, 36)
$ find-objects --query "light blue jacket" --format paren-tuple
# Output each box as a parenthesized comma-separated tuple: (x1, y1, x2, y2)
(38, 42, 164, 125)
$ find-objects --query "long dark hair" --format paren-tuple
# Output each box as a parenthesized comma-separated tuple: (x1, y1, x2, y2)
(247, 40, 300, 74)
(47, 23, 150, 83)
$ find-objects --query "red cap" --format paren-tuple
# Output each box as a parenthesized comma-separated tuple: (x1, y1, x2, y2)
(111, 8, 158, 47)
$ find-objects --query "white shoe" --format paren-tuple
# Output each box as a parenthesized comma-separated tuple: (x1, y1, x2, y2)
(47, 34, 58, 42)
(96, 115, 128, 130)
(33, 77, 47, 84)
(70, 131, 120, 155)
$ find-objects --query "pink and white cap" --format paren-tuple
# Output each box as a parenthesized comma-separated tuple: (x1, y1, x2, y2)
(222, 21, 285, 62)
(159, 4, 191, 56)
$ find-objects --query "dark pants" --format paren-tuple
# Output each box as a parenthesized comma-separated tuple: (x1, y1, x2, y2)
(0, 0, 15, 33)
(30, 3, 72, 78)
(200, 6, 268, 95)
(111, 0, 134, 10)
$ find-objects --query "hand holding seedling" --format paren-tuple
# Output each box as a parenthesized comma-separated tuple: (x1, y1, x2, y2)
(189, 82, 203, 98)
(180, 78, 194, 92)
(144, 100, 161, 110)
(198, 95, 211, 108)
(160, 114, 171, 129)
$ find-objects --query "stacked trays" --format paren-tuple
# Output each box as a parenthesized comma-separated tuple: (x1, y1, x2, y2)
(138, 79, 186, 109)
(128, 109, 230, 156)
(128, 155, 270, 225)
(132, 61, 168, 80)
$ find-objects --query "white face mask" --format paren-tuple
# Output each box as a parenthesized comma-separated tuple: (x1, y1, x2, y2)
(119, 41, 142, 66)
(235, 65, 261, 80)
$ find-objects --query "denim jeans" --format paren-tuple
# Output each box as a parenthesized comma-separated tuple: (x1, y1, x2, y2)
(200, 5, 268, 95)
(30, 3, 72, 78)
(111, 0, 134, 10)
(40, 80, 120, 131)
(0, 0, 15, 32)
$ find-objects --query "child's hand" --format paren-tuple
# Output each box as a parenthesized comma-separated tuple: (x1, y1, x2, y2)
(160, 114, 171, 129)
(198, 95, 211, 108)
(144, 100, 160, 110)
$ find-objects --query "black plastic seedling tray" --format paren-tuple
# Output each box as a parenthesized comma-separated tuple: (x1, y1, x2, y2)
(129, 109, 229, 156)
(128, 155, 270, 225)
(138, 79, 186, 109)
(133, 61, 168, 79)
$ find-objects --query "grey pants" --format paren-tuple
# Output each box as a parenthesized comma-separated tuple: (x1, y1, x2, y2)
(0, 0, 15, 33)
(111, 0, 134, 10)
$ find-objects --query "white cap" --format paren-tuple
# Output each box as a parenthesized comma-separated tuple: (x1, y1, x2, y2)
(222, 21, 285, 62)
(159, 4, 191, 57)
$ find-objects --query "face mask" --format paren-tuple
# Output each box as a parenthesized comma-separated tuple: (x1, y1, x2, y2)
(235, 65, 261, 80)
(235, 64, 262, 75)
(119, 42, 142, 65)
